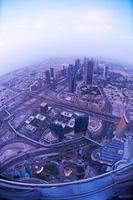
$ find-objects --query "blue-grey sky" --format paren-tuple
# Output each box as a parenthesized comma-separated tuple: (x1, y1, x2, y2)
(0, 0, 133, 75)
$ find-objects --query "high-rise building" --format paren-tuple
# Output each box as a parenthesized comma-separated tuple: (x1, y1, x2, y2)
(40, 102, 48, 113)
(50, 67, 54, 78)
(49, 67, 56, 89)
(83, 57, 87, 73)
(75, 59, 81, 72)
(115, 112, 130, 138)
(85, 60, 94, 85)
(75, 59, 80, 67)
(68, 64, 76, 75)
(103, 66, 108, 79)
(62, 65, 67, 77)
(45, 70, 50, 84)
(50, 123, 64, 141)
(69, 76, 76, 93)
(68, 65, 76, 93)
(50, 77, 56, 90)
(74, 115, 89, 134)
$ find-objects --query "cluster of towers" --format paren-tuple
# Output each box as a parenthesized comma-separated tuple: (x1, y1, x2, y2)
(67, 58, 94, 93)
(45, 58, 108, 93)
(45, 67, 56, 89)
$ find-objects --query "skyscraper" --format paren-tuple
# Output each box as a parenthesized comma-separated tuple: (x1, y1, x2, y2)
(85, 60, 94, 85)
(49, 67, 56, 89)
(50, 67, 54, 78)
(45, 70, 50, 84)
(103, 66, 108, 79)
(69, 76, 76, 93)
(83, 57, 87, 73)
(75, 59, 81, 72)
(62, 65, 67, 77)
(68, 65, 76, 93)
(75, 59, 81, 67)
(50, 122, 64, 141)
(74, 115, 89, 134)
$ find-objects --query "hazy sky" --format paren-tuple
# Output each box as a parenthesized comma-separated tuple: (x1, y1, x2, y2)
(0, 0, 133, 75)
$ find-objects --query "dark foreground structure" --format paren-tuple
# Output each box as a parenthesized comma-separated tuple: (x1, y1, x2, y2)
(0, 136, 133, 200)
(0, 162, 133, 200)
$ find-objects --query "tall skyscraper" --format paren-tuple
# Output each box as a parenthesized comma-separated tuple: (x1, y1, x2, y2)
(75, 59, 80, 67)
(74, 115, 89, 134)
(50, 67, 54, 78)
(75, 59, 81, 72)
(50, 123, 64, 142)
(69, 76, 76, 93)
(49, 67, 56, 89)
(83, 57, 87, 73)
(62, 65, 67, 77)
(85, 60, 94, 85)
(45, 70, 50, 84)
(68, 65, 76, 93)
(103, 66, 108, 79)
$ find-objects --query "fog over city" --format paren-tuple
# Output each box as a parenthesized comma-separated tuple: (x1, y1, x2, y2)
(0, 0, 133, 75)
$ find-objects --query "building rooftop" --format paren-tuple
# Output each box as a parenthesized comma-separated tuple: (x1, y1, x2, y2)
(26, 124, 37, 132)
(40, 102, 48, 107)
(67, 118, 75, 128)
(25, 116, 35, 124)
(35, 114, 46, 121)
(61, 111, 73, 118)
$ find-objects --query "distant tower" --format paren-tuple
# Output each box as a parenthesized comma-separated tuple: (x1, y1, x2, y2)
(115, 112, 130, 138)
(75, 58, 80, 66)
(85, 60, 94, 85)
(50, 67, 54, 78)
(103, 66, 108, 79)
(83, 57, 87, 73)
(62, 65, 67, 77)
(45, 70, 50, 84)
(75, 59, 81, 72)
(49, 67, 56, 89)
(68, 65, 76, 93)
